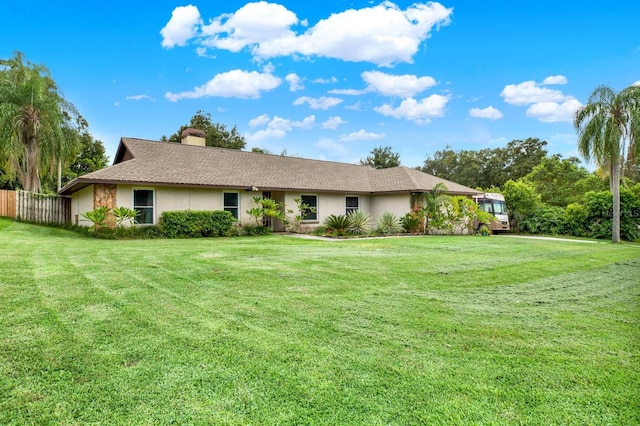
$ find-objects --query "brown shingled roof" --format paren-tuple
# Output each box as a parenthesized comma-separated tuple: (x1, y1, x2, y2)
(59, 138, 480, 196)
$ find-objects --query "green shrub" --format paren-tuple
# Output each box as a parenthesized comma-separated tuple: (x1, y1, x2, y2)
(324, 214, 352, 236)
(93, 227, 117, 239)
(582, 189, 640, 241)
(400, 213, 421, 233)
(238, 225, 271, 236)
(311, 225, 329, 236)
(81, 206, 109, 232)
(376, 212, 402, 234)
(160, 210, 236, 238)
(112, 206, 139, 227)
(520, 205, 566, 235)
(347, 210, 372, 235)
(563, 203, 589, 238)
(121, 225, 165, 239)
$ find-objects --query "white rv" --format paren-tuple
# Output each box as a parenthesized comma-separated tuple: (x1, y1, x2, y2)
(473, 193, 510, 233)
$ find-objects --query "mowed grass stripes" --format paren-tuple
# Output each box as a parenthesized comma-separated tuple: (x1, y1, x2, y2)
(1, 218, 638, 425)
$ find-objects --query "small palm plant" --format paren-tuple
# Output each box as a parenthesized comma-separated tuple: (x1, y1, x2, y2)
(323, 214, 352, 236)
(81, 206, 109, 233)
(112, 206, 139, 236)
(400, 213, 421, 233)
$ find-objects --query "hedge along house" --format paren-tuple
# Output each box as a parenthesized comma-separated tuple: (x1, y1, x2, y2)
(59, 129, 481, 232)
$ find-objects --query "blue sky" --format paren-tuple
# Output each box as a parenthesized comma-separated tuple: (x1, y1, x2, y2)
(2, 1, 639, 168)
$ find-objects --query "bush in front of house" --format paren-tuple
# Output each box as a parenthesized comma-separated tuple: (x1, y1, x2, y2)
(321, 211, 373, 237)
(376, 212, 403, 235)
(160, 210, 236, 238)
(400, 213, 421, 234)
(236, 224, 271, 236)
(323, 214, 352, 236)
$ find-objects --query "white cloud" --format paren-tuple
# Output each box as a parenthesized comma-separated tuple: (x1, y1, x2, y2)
(247, 128, 287, 142)
(328, 88, 368, 96)
(163, 2, 453, 66)
(296, 115, 316, 130)
(313, 77, 338, 84)
(263, 2, 453, 66)
(160, 5, 202, 48)
(501, 76, 582, 123)
(500, 80, 568, 106)
(633, 80, 640, 87)
(374, 94, 449, 124)
(322, 116, 348, 130)
(285, 73, 304, 91)
(165, 69, 281, 101)
(526, 99, 582, 123)
(543, 75, 568, 85)
(200, 2, 299, 52)
(126, 94, 155, 102)
(248, 114, 271, 128)
(245, 114, 315, 142)
(469, 106, 503, 120)
(293, 96, 343, 110)
(362, 70, 436, 97)
(340, 129, 385, 141)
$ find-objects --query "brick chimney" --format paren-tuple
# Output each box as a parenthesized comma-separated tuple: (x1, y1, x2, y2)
(181, 128, 206, 146)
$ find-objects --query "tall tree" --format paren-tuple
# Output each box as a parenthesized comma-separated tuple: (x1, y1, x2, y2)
(68, 133, 108, 176)
(0, 51, 82, 193)
(574, 84, 640, 243)
(360, 146, 401, 169)
(525, 155, 606, 207)
(421, 139, 547, 189)
(162, 110, 246, 150)
(502, 138, 548, 182)
(502, 179, 541, 232)
(38, 130, 107, 193)
(421, 145, 458, 179)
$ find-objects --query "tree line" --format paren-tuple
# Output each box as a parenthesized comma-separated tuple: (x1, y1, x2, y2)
(361, 84, 640, 242)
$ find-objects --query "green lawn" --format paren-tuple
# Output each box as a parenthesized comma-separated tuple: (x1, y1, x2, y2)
(1, 218, 638, 425)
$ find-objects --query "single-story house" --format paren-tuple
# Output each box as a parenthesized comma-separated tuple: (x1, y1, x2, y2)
(59, 129, 480, 231)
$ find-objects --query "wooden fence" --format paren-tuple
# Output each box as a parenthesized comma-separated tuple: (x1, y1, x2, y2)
(0, 190, 16, 219)
(0, 189, 71, 225)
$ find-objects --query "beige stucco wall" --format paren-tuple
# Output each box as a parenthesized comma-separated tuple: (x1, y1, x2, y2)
(282, 192, 375, 231)
(370, 193, 411, 219)
(119, 185, 256, 225)
(70, 185, 411, 230)
(71, 185, 96, 226)
(72, 185, 271, 226)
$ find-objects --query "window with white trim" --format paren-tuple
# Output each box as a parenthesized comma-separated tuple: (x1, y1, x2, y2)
(300, 195, 318, 221)
(223, 192, 239, 219)
(133, 189, 154, 224)
(346, 196, 359, 215)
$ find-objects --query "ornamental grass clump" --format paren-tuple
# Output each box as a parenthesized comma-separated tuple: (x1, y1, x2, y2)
(346, 210, 372, 235)
(376, 212, 403, 234)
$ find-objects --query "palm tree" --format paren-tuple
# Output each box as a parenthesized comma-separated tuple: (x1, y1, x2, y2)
(0, 51, 81, 193)
(574, 84, 640, 243)
(411, 182, 449, 234)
